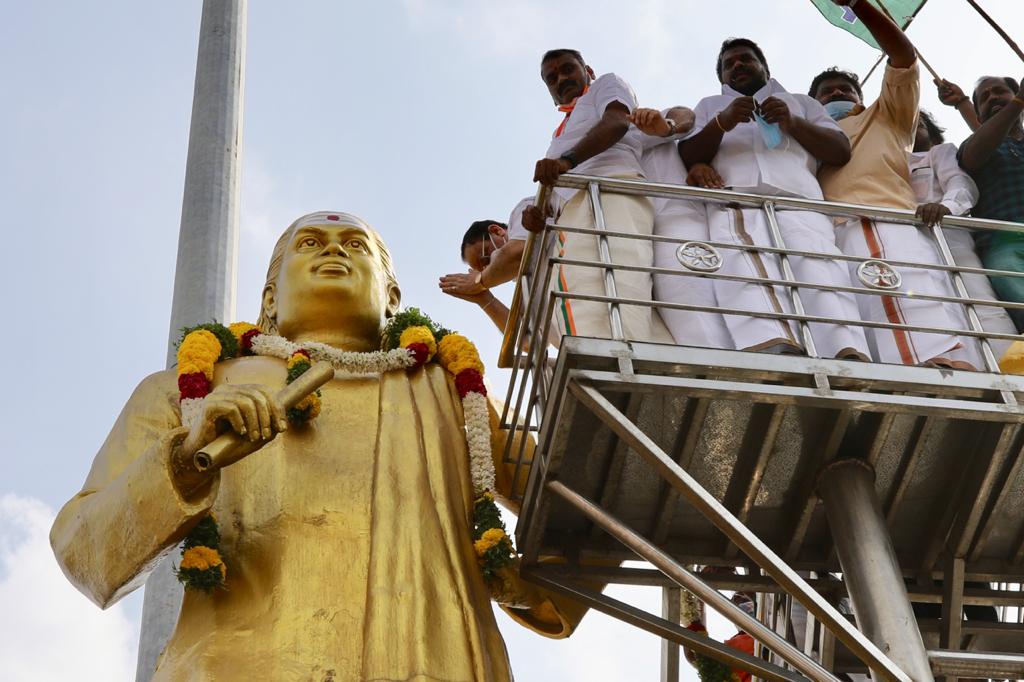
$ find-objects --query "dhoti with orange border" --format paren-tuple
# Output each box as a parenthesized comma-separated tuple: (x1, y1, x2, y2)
(835, 217, 979, 368)
(549, 175, 656, 342)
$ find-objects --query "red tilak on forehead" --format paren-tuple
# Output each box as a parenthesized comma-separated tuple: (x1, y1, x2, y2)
(327, 215, 340, 221)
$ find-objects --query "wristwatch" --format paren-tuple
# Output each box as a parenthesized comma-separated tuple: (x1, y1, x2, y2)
(664, 118, 677, 136)
(559, 151, 579, 168)
(474, 271, 488, 290)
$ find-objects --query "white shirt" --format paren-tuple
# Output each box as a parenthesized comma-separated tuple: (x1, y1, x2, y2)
(544, 73, 644, 181)
(689, 78, 841, 200)
(907, 143, 979, 217)
(640, 142, 693, 218)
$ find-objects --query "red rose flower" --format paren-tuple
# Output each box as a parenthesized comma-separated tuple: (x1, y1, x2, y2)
(240, 328, 261, 353)
(455, 368, 486, 398)
(407, 342, 430, 367)
(178, 372, 211, 399)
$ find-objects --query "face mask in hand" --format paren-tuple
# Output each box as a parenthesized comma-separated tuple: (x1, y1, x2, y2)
(824, 100, 857, 120)
(754, 111, 783, 149)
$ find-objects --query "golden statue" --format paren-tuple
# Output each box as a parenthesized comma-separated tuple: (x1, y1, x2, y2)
(50, 212, 583, 681)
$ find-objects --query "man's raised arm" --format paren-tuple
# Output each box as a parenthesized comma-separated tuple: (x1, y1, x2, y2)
(837, 0, 915, 67)
(960, 81, 1024, 173)
(679, 97, 755, 167)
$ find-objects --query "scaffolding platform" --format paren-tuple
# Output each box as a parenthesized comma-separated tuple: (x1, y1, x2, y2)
(500, 175, 1024, 681)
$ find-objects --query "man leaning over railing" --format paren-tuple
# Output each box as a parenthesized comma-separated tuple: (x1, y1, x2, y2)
(813, 0, 976, 370)
(958, 75, 1024, 334)
(909, 110, 1016, 358)
(523, 48, 660, 342)
(680, 37, 870, 360)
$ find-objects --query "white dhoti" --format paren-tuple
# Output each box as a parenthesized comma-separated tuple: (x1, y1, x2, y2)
(653, 201, 732, 349)
(708, 205, 869, 358)
(943, 227, 1017, 360)
(551, 178, 655, 342)
(836, 217, 978, 367)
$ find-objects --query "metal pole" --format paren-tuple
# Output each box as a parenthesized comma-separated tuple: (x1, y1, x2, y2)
(139, 2, 246, 680)
(661, 587, 681, 682)
(817, 459, 934, 682)
(762, 202, 819, 358)
(587, 181, 626, 341)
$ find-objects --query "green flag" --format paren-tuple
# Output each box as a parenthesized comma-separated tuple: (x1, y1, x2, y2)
(809, 0, 928, 49)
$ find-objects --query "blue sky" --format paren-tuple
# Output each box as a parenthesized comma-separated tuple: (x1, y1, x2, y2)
(3, 1, 1023, 679)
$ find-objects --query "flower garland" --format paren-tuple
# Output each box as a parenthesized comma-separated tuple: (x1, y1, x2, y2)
(172, 309, 514, 591)
(681, 581, 754, 682)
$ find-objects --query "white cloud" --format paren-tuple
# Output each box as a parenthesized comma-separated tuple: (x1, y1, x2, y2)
(0, 494, 138, 682)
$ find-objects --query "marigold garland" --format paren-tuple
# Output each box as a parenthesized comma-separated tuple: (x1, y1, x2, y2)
(172, 310, 512, 592)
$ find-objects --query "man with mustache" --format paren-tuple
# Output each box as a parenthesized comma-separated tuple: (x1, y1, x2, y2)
(811, 0, 974, 369)
(520, 49, 670, 342)
(678, 37, 870, 359)
(958, 75, 1024, 332)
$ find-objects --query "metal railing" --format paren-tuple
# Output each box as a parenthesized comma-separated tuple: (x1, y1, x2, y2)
(498, 174, 1024, 485)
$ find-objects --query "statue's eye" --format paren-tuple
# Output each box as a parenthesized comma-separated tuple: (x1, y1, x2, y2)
(299, 237, 320, 249)
(346, 239, 366, 251)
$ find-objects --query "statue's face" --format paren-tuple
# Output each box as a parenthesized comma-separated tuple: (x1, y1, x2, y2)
(272, 221, 394, 341)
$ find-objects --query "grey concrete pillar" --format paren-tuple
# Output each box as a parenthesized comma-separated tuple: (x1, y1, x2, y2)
(818, 459, 934, 682)
(137, 2, 246, 680)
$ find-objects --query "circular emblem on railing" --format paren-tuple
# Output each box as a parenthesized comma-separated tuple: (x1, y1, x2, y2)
(676, 241, 723, 272)
(857, 259, 902, 290)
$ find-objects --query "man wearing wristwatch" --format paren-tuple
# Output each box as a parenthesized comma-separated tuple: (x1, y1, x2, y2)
(958, 75, 1024, 333)
(679, 37, 870, 361)
(524, 48, 665, 341)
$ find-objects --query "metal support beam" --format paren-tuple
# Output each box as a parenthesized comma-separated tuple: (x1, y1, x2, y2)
(569, 380, 911, 682)
(547, 480, 839, 682)
(927, 649, 1024, 679)
(938, 556, 965, 682)
(661, 587, 681, 682)
(524, 569, 806, 682)
(817, 459, 933, 682)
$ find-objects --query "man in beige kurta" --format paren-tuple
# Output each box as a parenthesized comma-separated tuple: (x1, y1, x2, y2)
(50, 212, 579, 681)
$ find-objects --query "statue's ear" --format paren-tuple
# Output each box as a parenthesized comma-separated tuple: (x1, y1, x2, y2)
(261, 283, 277, 324)
(385, 283, 401, 318)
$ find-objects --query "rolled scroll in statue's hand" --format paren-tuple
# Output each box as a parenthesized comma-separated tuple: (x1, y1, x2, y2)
(193, 361, 335, 472)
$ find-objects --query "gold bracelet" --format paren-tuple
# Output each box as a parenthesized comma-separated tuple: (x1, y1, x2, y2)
(714, 115, 727, 133)
(482, 297, 497, 311)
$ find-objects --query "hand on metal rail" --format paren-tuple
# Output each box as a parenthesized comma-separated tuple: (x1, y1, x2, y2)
(916, 202, 951, 227)
(522, 202, 551, 233)
(686, 162, 725, 189)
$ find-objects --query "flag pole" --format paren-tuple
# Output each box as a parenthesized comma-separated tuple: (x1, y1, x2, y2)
(964, 0, 1024, 63)
(871, 0, 940, 82)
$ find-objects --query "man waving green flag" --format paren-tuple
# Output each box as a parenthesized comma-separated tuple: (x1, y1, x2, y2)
(810, 0, 928, 49)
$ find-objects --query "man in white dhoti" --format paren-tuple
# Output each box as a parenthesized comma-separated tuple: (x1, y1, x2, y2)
(630, 107, 733, 349)
(813, 0, 973, 369)
(909, 110, 1010, 361)
(524, 49, 662, 342)
(679, 38, 869, 359)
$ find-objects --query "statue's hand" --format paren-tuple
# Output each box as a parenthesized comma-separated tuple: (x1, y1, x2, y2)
(489, 562, 544, 609)
(182, 384, 288, 461)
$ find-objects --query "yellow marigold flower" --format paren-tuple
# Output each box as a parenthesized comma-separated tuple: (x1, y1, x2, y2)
(178, 330, 222, 378)
(400, 326, 437, 358)
(437, 334, 472, 369)
(294, 392, 322, 419)
(228, 321, 259, 342)
(287, 352, 312, 370)
(180, 546, 224, 572)
(450, 355, 485, 376)
(473, 527, 507, 555)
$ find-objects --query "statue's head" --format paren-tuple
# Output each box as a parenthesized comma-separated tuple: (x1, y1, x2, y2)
(257, 212, 401, 349)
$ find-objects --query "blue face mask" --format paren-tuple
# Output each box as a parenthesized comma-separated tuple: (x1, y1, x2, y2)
(754, 111, 783, 149)
(824, 100, 857, 120)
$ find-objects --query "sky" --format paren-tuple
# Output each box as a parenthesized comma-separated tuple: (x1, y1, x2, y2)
(2, 1, 1024, 680)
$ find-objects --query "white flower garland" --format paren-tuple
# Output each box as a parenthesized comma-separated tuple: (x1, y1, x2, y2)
(463, 391, 495, 493)
(250, 334, 417, 375)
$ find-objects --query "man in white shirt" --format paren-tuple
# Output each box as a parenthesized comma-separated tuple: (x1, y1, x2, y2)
(909, 110, 1012, 359)
(523, 49, 661, 342)
(679, 38, 869, 360)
